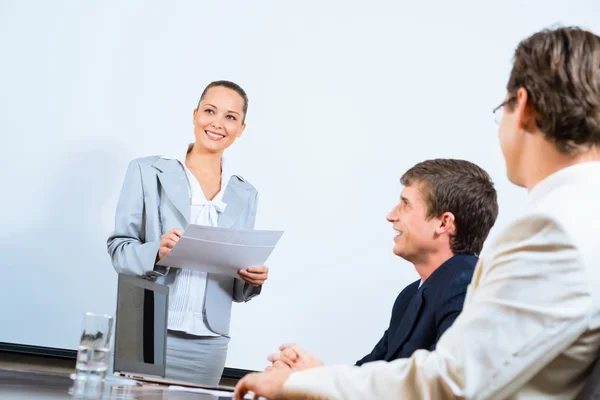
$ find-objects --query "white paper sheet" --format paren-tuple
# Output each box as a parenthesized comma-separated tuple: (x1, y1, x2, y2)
(168, 385, 260, 399)
(168, 385, 235, 397)
(155, 225, 284, 278)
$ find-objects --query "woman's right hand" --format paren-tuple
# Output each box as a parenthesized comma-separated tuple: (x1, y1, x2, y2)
(158, 228, 183, 261)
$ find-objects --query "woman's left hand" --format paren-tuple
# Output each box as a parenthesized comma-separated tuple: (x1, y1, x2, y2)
(238, 266, 269, 286)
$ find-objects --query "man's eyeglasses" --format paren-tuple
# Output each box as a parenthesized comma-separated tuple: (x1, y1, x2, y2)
(493, 96, 516, 125)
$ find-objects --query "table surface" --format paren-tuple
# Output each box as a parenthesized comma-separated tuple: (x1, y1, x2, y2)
(0, 368, 237, 399)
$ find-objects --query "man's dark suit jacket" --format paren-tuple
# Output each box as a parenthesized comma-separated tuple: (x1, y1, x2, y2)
(356, 254, 478, 365)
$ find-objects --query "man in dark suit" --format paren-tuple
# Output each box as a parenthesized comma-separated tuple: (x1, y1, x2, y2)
(266, 158, 499, 370)
(355, 254, 477, 364)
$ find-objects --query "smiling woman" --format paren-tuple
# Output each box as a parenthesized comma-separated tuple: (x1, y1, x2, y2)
(106, 80, 269, 386)
(193, 81, 248, 154)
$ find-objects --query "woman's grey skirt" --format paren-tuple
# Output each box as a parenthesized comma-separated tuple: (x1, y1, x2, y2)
(165, 330, 230, 387)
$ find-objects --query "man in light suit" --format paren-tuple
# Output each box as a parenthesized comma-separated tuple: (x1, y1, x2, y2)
(234, 26, 600, 400)
(266, 159, 498, 371)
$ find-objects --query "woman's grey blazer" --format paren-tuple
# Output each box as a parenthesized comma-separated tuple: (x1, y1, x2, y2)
(107, 156, 261, 336)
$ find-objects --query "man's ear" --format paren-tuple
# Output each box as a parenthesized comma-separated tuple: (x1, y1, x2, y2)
(438, 212, 456, 235)
(515, 87, 538, 133)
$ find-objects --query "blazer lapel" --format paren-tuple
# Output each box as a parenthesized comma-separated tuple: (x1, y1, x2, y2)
(154, 158, 190, 224)
(218, 176, 246, 228)
(386, 288, 424, 361)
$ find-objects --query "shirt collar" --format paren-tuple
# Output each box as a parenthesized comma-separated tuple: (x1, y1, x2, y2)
(160, 143, 233, 185)
(527, 161, 600, 208)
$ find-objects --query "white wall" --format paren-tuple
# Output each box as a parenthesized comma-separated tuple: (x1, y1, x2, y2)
(1, 0, 598, 371)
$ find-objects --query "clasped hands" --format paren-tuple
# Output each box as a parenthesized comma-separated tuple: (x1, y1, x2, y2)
(158, 228, 269, 286)
(265, 344, 324, 372)
(231, 345, 323, 399)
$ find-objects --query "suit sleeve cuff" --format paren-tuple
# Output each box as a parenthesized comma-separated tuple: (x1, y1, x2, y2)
(244, 282, 262, 300)
(146, 241, 169, 278)
(283, 366, 349, 400)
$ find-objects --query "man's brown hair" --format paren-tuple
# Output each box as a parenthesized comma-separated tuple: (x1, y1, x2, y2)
(506, 27, 600, 154)
(401, 159, 498, 256)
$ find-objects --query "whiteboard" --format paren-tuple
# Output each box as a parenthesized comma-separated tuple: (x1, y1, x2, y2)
(1, 0, 598, 371)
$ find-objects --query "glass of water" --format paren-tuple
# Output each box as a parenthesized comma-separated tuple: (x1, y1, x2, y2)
(75, 312, 113, 381)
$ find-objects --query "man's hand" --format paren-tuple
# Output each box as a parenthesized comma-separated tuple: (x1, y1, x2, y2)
(234, 368, 292, 400)
(267, 344, 324, 372)
(157, 228, 183, 260)
(238, 266, 269, 286)
(265, 349, 294, 372)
